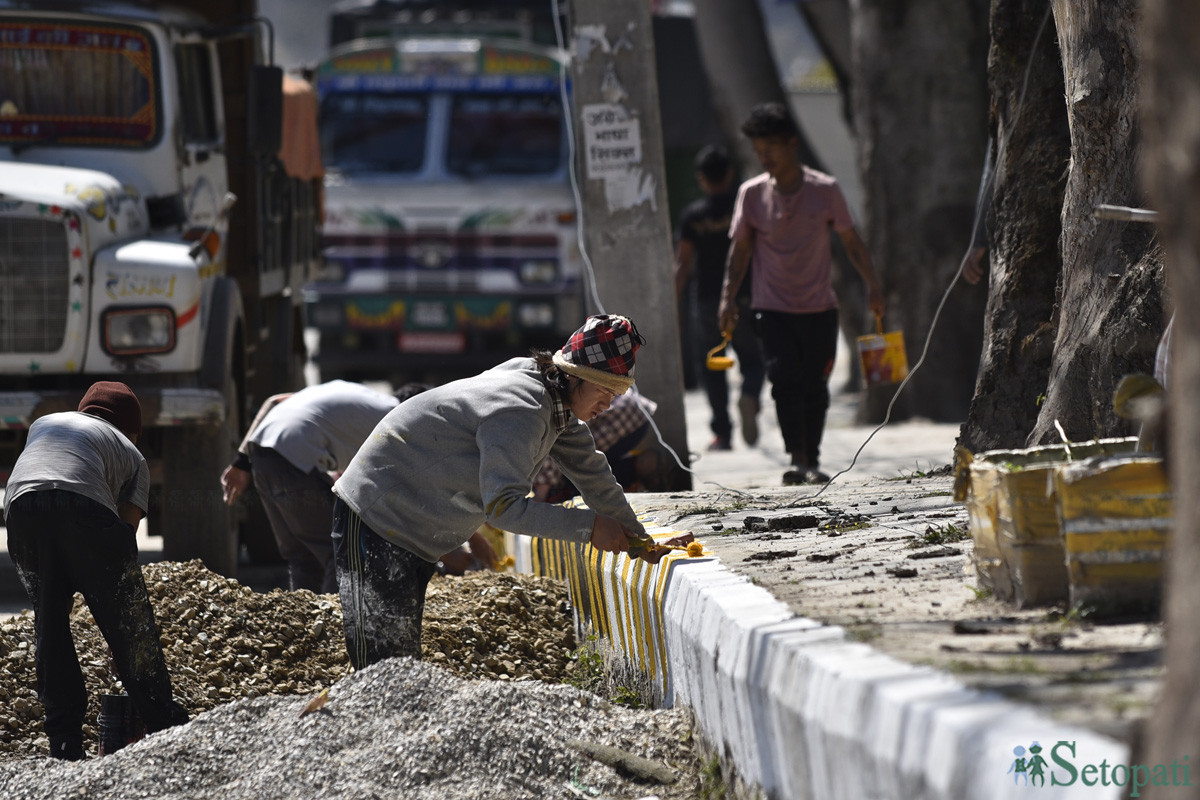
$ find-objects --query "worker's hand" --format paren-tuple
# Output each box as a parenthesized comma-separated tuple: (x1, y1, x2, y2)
(467, 529, 498, 571)
(220, 465, 250, 506)
(717, 297, 738, 336)
(962, 246, 986, 285)
(866, 282, 886, 318)
(628, 531, 694, 565)
(589, 515, 632, 554)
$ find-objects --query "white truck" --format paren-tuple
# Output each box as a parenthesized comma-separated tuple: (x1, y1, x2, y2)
(0, 0, 321, 576)
(304, 1, 585, 384)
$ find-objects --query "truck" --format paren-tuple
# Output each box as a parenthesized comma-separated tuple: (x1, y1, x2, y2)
(303, 0, 584, 384)
(0, 0, 321, 576)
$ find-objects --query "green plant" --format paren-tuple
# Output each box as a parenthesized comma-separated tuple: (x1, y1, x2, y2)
(847, 623, 882, 643)
(910, 522, 969, 548)
(699, 755, 727, 800)
(563, 635, 654, 709)
(968, 585, 993, 602)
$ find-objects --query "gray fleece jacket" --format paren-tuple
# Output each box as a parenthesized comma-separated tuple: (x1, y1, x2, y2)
(333, 358, 646, 562)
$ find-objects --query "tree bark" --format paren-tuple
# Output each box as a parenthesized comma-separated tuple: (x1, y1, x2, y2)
(1135, 2, 1200, 793)
(848, 0, 990, 423)
(1027, 0, 1164, 446)
(957, 0, 1069, 453)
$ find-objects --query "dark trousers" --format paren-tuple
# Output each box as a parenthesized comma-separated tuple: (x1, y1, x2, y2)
(250, 446, 337, 593)
(755, 308, 839, 468)
(5, 490, 188, 756)
(331, 497, 437, 670)
(698, 296, 765, 439)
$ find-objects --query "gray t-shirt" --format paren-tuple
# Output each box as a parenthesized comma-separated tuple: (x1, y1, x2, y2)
(3, 412, 149, 519)
(334, 358, 645, 562)
(249, 380, 398, 474)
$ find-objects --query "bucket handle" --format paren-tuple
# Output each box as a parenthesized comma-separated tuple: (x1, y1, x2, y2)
(705, 329, 733, 362)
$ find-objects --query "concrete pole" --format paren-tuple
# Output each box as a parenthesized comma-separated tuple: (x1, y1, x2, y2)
(566, 1, 691, 489)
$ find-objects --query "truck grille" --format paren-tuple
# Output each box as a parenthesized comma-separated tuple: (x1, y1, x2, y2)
(0, 217, 70, 354)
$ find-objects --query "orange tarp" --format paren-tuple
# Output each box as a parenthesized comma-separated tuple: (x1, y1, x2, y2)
(278, 73, 323, 181)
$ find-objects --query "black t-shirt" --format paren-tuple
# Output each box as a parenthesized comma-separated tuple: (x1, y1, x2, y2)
(677, 187, 749, 302)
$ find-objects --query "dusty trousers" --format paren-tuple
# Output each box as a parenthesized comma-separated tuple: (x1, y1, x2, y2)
(5, 490, 188, 758)
(331, 497, 437, 670)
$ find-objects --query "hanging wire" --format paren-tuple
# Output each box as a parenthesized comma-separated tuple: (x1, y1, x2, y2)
(549, 0, 1053, 502)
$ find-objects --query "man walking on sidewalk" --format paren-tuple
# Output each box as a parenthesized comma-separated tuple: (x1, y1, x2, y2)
(719, 103, 885, 485)
(674, 145, 765, 451)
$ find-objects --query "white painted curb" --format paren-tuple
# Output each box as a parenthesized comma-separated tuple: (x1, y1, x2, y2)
(509, 522, 1130, 799)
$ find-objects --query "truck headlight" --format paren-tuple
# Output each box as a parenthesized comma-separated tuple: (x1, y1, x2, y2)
(103, 307, 176, 355)
(519, 260, 558, 285)
(517, 302, 555, 328)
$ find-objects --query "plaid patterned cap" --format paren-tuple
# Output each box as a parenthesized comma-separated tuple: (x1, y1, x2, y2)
(552, 314, 646, 394)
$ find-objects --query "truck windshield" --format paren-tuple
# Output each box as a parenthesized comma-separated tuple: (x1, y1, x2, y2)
(0, 21, 158, 147)
(320, 93, 428, 174)
(447, 93, 562, 177)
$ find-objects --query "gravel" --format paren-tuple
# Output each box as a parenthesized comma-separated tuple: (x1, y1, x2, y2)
(0, 560, 704, 797)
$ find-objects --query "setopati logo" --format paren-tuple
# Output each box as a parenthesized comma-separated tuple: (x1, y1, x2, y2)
(1008, 741, 1193, 797)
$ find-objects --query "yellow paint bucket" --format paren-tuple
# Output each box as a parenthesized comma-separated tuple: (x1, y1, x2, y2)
(856, 314, 909, 385)
(706, 331, 734, 371)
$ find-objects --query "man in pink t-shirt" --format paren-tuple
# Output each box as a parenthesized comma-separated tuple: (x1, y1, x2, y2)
(719, 103, 885, 486)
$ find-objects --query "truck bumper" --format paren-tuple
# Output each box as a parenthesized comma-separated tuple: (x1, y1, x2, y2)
(0, 387, 226, 430)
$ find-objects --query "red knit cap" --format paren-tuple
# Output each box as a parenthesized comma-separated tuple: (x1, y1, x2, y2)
(552, 315, 645, 394)
(78, 381, 142, 437)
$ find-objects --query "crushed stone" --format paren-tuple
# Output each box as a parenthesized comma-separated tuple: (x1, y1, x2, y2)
(0, 657, 702, 799)
(0, 560, 703, 797)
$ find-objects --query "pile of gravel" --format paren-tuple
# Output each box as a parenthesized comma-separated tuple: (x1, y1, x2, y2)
(0, 560, 579, 760)
(0, 657, 702, 799)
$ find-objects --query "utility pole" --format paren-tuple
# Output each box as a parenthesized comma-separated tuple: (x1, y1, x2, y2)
(565, 1, 691, 489)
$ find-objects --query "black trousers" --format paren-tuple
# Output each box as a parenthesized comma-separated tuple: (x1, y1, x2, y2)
(331, 497, 437, 670)
(250, 446, 337, 593)
(754, 307, 839, 468)
(5, 490, 188, 754)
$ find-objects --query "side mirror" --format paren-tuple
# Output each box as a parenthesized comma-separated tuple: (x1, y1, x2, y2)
(247, 65, 283, 157)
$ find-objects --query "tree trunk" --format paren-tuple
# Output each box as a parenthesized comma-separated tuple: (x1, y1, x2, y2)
(957, 0, 1070, 454)
(1027, 0, 1164, 446)
(848, 0, 990, 424)
(1135, 2, 1200, 793)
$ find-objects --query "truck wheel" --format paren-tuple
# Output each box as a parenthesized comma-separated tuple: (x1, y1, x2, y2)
(160, 384, 239, 577)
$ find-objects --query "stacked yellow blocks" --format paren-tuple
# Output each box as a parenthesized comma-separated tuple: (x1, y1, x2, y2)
(958, 437, 1171, 616)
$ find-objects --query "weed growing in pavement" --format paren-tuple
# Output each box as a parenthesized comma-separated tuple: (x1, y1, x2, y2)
(672, 499, 750, 523)
(564, 635, 653, 709)
(909, 522, 969, 548)
(847, 623, 882, 643)
(699, 755, 727, 800)
(915, 490, 954, 498)
(968, 585, 993, 602)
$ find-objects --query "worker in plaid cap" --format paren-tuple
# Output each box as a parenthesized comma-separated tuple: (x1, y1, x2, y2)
(552, 314, 644, 395)
(330, 314, 673, 670)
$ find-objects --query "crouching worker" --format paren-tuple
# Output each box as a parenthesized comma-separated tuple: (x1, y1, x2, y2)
(3, 382, 189, 759)
(332, 315, 661, 669)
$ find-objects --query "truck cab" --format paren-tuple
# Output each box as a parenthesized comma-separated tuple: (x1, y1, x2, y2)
(304, 5, 583, 384)
(0, 0, 321, 575)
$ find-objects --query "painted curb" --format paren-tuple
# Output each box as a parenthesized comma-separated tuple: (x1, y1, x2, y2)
(509, 517, 1131, 800)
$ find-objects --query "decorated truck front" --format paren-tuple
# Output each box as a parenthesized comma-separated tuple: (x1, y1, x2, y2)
(0, 0, 320, 577)
(306, 35, 584, 382)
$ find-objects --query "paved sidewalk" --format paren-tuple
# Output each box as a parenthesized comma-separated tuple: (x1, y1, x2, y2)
(639, 372, 1158, 746)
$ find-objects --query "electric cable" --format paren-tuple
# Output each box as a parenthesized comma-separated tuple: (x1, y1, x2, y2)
(549, 1, 1052, 503)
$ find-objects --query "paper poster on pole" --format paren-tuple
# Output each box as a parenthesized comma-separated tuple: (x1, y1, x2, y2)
(582, 103, 642, 179)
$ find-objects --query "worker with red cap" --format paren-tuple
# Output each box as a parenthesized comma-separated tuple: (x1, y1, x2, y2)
(3, 381, 189, 759)
(331, 315, 664, 669)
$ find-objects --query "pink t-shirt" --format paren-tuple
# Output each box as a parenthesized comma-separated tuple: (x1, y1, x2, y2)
(729, 167, 854, 314)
